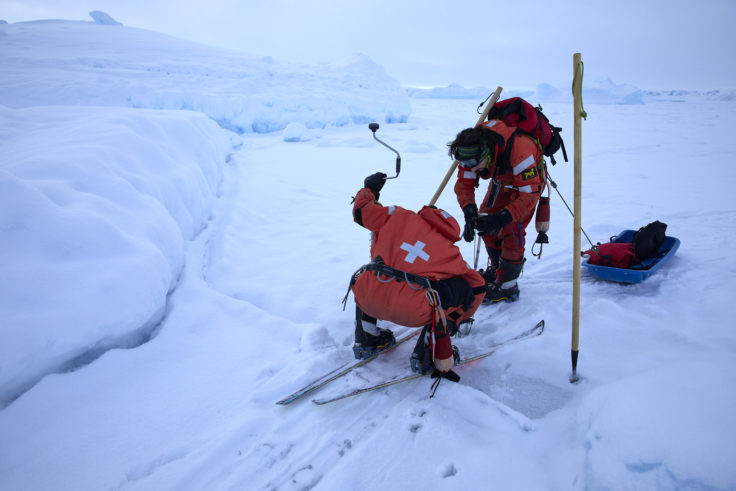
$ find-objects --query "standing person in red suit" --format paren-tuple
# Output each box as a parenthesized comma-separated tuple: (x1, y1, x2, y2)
(449, 119, 545, 303)
(347, 172, 486, 375)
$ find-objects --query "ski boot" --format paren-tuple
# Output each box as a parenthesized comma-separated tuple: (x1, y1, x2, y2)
(353, 328, 395, 359)
(353, 307, 395, 359)
(483, 257, 523, 304)
(484, 282, 520, 303)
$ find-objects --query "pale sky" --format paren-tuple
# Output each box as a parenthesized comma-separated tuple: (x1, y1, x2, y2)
(2, 0, 735, 90)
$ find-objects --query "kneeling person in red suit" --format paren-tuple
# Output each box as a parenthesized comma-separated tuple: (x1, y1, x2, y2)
(346, 172, 486, 375)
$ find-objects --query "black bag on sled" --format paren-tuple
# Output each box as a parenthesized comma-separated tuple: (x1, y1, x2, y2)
(630, 221, 667, 261)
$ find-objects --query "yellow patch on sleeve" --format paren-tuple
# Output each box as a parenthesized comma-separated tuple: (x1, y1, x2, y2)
(522, 167, 538, 181)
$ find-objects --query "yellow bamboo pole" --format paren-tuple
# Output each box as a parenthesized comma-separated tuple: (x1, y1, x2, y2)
(428, 86, 503, 207)
(571, 53, 583, 383)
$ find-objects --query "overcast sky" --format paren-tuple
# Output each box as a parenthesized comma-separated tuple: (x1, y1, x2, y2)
(2, 0, 735, 90)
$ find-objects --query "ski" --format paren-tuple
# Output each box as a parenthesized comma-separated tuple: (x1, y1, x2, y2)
(312, 320, 544, 405)
(276, 329, 420, 405)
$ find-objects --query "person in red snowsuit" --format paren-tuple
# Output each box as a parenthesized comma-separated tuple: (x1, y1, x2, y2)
(347, 172, 486, 374)
(449, 119, 545, 303)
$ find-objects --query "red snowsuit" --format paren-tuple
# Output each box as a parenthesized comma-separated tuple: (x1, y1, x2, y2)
(454, 120, 545, 262)
(351, 188, 485, 328)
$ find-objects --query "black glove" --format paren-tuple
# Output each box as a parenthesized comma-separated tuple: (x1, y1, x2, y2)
(462, 204, 478, 242)
(475, 209, 512, 236)
(364, 172, 387, 199)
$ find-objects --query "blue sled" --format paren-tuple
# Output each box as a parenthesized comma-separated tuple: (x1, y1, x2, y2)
(582, 229, 680, 284)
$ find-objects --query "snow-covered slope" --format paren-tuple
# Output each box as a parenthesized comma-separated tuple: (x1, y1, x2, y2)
(0, 19, 410, 133)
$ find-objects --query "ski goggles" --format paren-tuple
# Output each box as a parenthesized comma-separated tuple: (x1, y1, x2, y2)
(455, 145, 490, 168)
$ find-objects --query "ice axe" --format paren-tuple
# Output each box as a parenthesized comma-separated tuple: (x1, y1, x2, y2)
(368, 123, 401, 180)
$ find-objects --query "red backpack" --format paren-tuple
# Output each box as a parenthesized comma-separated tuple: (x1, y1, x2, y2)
(584, 243, 637, 268)
(488, 97, 567, 165)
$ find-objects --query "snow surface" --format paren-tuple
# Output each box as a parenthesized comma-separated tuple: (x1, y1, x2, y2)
(1, 14, 736, 491)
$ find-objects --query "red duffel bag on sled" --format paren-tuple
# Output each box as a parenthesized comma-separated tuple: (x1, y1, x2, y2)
(582, 221, 679, 283)
(583, 242, 637, 268)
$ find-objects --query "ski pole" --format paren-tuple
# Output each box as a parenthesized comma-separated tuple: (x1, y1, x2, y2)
(473, 234, 482, 270)
(428, 86, 503, 207)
